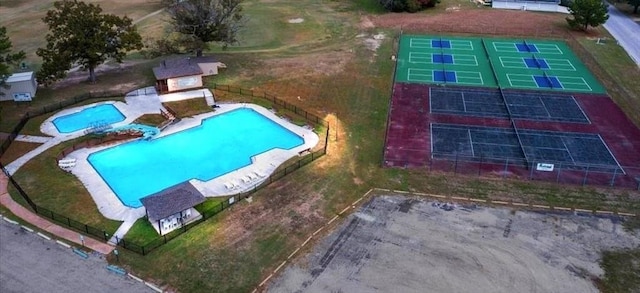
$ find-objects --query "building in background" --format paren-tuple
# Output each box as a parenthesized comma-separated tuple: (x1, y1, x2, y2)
(0, 71, 37, 101)
(152, 56, 226, 94)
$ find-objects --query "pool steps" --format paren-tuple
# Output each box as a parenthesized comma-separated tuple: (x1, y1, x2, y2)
(105, 124, 160, 140)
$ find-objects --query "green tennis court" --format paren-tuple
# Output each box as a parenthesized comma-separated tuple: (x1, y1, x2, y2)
(483, 38, 606, 94)
(395, 35, 497, 87)
(395, 35, 606, 94)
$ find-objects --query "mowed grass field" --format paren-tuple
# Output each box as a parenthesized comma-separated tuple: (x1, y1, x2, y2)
(1, 0, 640, 292)
(0, 0, 164, 63)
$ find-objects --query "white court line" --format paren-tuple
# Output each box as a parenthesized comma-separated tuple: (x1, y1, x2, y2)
(499, 56, 528, 69)
(408, 52, 433, 64)
(597, 134, 626, 174)
(407, 68, 433, 82)
(572, 95, 591, 124)
(429, 123, 434, 156)
(558, 77, 592, 91)
(545, 58, 577, 71)
(506, 74, 539, 88)
(453, 54, 479, 66)
(492, 42, 519, 53)
(461, 92, 467, 112)
(535, 43, 563, 54)
(538, 97, 553, 118)
(455, 71, 484, 85)
(450, 40, 474, 50)
(468, 129, 475, 157)
(409, 38, 432, 49)
(561, 137, 578, 164)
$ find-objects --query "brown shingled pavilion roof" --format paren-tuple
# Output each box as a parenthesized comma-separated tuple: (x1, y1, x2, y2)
(152, 57, 203, 80)
(140, 182, 206, 222)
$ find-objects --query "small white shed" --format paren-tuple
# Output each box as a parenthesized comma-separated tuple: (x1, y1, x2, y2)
(0, 71, 37, 101)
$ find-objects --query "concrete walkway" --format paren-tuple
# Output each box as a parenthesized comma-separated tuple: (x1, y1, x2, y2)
(0, 172, 114, 255)
(13, 134, 53, 143)
(604, 2, 640, 66)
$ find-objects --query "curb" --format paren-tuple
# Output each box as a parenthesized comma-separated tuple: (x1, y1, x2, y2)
(1, 214, 165, 292)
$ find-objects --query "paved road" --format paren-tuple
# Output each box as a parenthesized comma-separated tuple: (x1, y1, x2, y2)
(0, 219, 152, 293)
(604, 3, 640, 65)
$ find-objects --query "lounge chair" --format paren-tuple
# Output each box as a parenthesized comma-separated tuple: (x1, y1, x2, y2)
(224, 182, 236, 190)
(254, 171, 267, 178)
(240, 176, 252, 183)
(247, 172, 259, 180)
(58, 161, 76, 169)
(58, 158, 76, 165)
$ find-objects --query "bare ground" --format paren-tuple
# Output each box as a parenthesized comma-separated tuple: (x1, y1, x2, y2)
(268, 195, 640, 292)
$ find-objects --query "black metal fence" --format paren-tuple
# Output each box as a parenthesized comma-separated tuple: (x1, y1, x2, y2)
(210, 83, 327, 126)
(1, 90, 130, 157)
(1, 85, 329, 255)
(391, 155, 640, 190)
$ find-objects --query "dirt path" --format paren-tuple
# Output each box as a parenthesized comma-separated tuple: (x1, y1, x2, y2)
(132, 7, 165, 25)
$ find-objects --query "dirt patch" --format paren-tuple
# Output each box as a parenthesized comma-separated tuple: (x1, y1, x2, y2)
(359, 16, 375, 29)
(371, 9, 570, 37)
(259, 51, 352, 81)
(360, 33, 385, 52)
(288, 18, 304, 23)
(50, 60, 146, 91)
(268, 195, 640, 292)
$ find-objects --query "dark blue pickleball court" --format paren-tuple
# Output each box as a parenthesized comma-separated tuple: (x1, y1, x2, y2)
(432, 54, 454, 64)
(524, 58, 549, 69)
(432, 40, 451, 49)
(434, 70, 457, 82)
(516, 43, 538, 53)
(534, 75, 563, 89)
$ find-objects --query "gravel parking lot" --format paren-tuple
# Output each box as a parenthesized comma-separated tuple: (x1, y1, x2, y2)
(0, 218, 152, 293)
(269, 195, 640, 293)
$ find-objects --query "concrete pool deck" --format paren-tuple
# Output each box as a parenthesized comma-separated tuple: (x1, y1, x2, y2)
(4, 87, 319, 240)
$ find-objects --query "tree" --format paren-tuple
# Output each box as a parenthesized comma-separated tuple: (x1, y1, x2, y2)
(566, 0, 609, 31)
(0, 26, 26, 97)
(166, 0, 244, 56)
(628, 0, 640, 13)
(379, 0, 439, 12)
(36, 0, 143, 85)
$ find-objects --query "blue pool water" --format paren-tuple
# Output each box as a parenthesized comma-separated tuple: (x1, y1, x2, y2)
(53, 104, 125, 133)
(88, 108, 304, 208)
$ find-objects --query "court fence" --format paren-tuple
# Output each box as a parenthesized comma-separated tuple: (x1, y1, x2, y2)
(1, 85, 330, 255)
(411, 155, 640, 190)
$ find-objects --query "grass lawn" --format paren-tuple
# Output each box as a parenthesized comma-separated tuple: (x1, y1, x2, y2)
(0, 0, 164, 64)
(1, 0, 639, 292)
(8, 137, 122, 234)
(162, 98, 212, 119)
(0, 141, 41, 166)
(574, 28, 640, 126)
(134, 114, 166, 127)
(123, 197, 228, 245)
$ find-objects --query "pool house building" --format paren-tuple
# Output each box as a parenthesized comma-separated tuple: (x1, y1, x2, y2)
(140, 182, 206, 235)
(152, 56, 226, 94)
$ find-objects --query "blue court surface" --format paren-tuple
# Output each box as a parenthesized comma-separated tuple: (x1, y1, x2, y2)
(534, 75, 563, 89)
(432, 40, 451, 48)
(433, 54, 454, 64)
(434, 71, 457, 82)
(524, 58, 549, 69)
(516, 43, 538, 53)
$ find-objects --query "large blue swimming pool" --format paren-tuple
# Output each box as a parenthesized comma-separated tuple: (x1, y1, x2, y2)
(53, 104, 125, 133)
(88, 108, 304, 208)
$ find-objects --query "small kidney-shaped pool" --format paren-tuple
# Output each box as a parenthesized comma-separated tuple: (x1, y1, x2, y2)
(52, 104, 126, 133)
